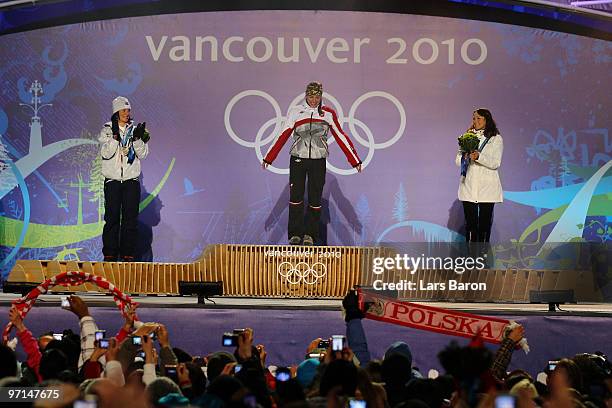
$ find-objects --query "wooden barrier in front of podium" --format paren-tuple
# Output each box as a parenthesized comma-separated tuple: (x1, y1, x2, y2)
(4, 244, 604, 301)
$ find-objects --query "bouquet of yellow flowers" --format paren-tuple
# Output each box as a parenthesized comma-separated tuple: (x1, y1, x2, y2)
(458, 131, 479, 177)
(458, 131, 479, 153)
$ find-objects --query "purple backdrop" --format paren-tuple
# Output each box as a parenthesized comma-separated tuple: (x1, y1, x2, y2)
(0, 11, 610, 277)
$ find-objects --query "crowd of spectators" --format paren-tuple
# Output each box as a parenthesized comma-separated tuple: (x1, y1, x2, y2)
(1, 290, 610, 408)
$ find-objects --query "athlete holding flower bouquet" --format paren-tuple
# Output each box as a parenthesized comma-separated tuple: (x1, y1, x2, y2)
(455, 108, 504, 244)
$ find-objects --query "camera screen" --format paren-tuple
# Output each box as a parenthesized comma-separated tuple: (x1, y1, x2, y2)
(222, 333, 236, 347)
(61, 297, 70, 308)
(276, 368, 291, 382)
(99, 339, 110, 349)
(74, 401, 97, 408)
(132, 336, 142, 345)
(53, 333, 63, 341)
(95, 331, 105, 341)
(234, 364, 242, 373)
(349, 400, 367, 408)
(494, 395, 516, 408)
(332, 335, 344, 351)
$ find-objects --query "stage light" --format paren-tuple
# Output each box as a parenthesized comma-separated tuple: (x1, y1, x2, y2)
(178, 281, 223, 304)
(3, 281, 40, 296)
(530, 290, 576, 312)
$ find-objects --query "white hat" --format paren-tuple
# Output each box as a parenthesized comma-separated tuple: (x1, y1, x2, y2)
(112, 96, 131, 114)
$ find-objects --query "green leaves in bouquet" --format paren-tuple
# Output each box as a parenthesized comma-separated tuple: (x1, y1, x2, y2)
(457, 132, 480, 153)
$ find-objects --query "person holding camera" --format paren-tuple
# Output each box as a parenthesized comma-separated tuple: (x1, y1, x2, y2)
(99, 96, 150, 262)
(262, 81, 362, 246)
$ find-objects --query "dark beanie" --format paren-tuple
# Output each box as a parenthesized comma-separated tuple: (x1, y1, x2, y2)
(206, 352, 236, 383)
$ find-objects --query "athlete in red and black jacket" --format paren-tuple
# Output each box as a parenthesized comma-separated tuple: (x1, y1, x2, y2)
(262, 81, 362, 246)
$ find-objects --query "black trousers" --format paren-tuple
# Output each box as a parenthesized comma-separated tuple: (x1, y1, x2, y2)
(102, 178, 140, 259)
(288, 156, 326, 241)
(462, 201, 495, 242)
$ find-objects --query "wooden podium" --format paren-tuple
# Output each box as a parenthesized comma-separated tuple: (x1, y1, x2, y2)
(4, 244, 602, 301)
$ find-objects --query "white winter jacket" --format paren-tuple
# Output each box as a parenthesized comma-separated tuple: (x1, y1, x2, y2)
(263, 103, 361, 167)
(455, 130, 503, 203)
(98, 121, 149, 181)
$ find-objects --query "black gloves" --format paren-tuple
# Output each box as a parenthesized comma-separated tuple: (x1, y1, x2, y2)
(342, 289, 365, 322)
(133, 122, 146, 140)
(110, 120, 149, 144)
(133, 122, 150, 143)
(111, 118, 120, 141)
(141, 128, 150, 143)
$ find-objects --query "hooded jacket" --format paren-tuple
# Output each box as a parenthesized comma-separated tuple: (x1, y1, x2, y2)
(263, 103, 361, 167)
(99, 121, 149, 181)
(455, 130, 503, 203)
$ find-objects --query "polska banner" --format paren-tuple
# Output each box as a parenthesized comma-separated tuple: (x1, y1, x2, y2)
(357, 289, 510, 344)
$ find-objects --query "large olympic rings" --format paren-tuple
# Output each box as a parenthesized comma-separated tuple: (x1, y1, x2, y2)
(277, 261, 327, 285)
(224, 90, 406, 175)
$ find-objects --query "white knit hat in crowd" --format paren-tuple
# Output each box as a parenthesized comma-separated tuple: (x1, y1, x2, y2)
(112, 96, 131, 114)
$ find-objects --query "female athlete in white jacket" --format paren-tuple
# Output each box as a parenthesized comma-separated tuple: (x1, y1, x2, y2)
(455, 108, 503, 243)
(98, 96, 149, 261)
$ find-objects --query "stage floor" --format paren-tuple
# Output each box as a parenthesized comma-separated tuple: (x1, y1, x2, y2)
(1, 293, 611, 317)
